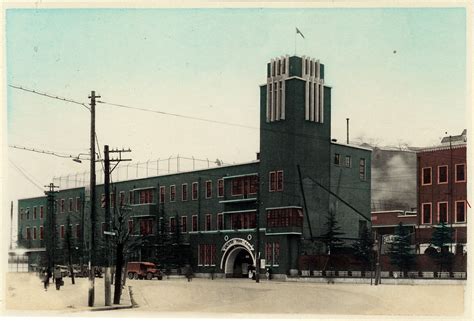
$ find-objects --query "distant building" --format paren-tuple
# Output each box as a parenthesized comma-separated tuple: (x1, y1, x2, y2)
(15, 55, 372, 276)
(416, 131, 467, 254)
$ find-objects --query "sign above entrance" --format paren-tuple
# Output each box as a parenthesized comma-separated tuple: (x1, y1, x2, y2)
(221, 238, 254, 252)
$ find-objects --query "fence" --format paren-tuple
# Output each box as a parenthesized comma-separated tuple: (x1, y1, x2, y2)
(53, 155, 229, 189)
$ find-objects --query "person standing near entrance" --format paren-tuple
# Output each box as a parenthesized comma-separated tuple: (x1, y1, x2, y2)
(42, 268, 50, 291)
(53, 266, 63, 290)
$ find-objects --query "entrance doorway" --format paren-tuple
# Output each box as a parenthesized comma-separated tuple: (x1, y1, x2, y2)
(222, 246, 255, 278)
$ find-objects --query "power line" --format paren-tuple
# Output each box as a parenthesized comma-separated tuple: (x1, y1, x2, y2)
(9, 144, 77, 159)
(9, 84, 90, 111)
(97, 100, 258, 130)
(8, 159, 44, 191)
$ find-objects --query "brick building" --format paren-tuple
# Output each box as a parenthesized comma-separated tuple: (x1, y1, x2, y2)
(416, 137, 467, 254)
(16, 55, 372, 277)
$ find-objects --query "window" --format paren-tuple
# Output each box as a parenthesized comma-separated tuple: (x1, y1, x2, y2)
(169, 217, 176, 234)
(40, 226, 44, 240)
(276, 171, 283, 191)
(359, 158, 366, 181)
(422, 203, 432, 224)
(40, 206, 44, 219)
(181, 216, 187, 233)
(345, 156, 352, 168)
(110, 193, 116, 207)
(438, 202, 448, 223)
(455, 164, 466, 182)
(456, 201, 466, 223)
(60, 199, 65, 213)
(265, 242, 280, 266)
(139, 189, 154, 204)
(438, 165, 448, 184)
(128, 220, 134, 234)
(69, 198, 73, 212)
(60, 225, 65, 239)
(334, 153, 341, 166)
(76, 224, 81, 238)
(170, 185, 176, 202)
(26, 227, 31, 240)
(101, 222, 106, 237)
(267, 208, 303, 227)
(76, 197, 80, 212)
(205, 214, 212, 231)
(26, 208, 30, 220)
(101, 194, 106, 208)
(129, 191, 134, 205)
(192, 215, 198, 232)
(422, 167, 432, 185)
(192, 182, 198, 200)
(182, 184, 188, 201)
(33, 207, 37, 220)
(119, 192, 125, 207)
(217, 213, 224, 230)
(230, 212, 256, 229)
(198, 244, 216, 266)
(269, 171, 276, 192)
(33, 227, 37, 240)
(206, 181, 212, 199)
(217, 179, 224, 197)
(139, 219, 153, 235)
(159, 186, 165, 204)
(20, 208, 24, 221)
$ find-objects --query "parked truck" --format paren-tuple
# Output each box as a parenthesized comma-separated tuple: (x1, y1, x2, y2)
(126, 262, 163, 280)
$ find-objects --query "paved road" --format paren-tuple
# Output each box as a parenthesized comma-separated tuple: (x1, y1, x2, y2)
(124, 277, 464, 317)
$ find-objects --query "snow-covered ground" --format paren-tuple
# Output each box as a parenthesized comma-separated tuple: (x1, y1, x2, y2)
(4, 273, 465, 317)
(4, 272, 131, 314)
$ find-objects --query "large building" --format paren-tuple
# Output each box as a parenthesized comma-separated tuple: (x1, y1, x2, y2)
(416, 133, 467, 254)
(16, 55, 372, 277)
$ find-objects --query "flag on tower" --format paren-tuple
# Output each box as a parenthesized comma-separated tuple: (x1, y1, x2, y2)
(296, 27, 305, 39)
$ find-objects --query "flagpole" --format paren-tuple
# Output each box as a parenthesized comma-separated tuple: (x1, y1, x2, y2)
(294, 29, 297, 55)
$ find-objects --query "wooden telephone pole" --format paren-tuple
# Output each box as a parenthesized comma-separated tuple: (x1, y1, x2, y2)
(104, 145, 131, 306)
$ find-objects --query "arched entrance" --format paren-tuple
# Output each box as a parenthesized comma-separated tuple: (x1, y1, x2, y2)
(220, 238, 256, 278)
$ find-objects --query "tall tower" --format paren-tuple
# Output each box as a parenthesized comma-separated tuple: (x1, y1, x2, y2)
(259, 55, 332, 239)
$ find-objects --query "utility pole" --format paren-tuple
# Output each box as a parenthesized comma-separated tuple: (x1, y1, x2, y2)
(44, 183, 59, 277)
(255, 175, 260, 283)
(104, 146, 131, 306)
(88, 90, 100, 307)
(10, 201, 13, 250)
(346, 118, 350, 144)
(448, 134, 453, 253)
(375, 233, 382, 285)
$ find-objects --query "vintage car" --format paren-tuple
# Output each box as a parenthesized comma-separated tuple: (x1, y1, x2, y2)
(127, 262, 163, 280)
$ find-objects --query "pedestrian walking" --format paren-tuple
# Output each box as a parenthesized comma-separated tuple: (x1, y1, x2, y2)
(42, 269, 50, 291)
(53, 266, 63, 290)
(185, 265, 193, 282)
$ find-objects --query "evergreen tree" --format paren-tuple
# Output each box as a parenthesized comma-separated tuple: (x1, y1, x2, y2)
(352, 225, 374, 271)
(320, 210, 344, 255)
(429, 221, 454, 272)
(388, 222, 415, 273)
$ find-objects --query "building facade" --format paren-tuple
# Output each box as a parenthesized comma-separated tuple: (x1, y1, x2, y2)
(17, 55, 372, 277)
(416, 142, 467, 254)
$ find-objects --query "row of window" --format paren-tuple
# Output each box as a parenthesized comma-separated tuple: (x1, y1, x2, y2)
(197, 244, 217, 266)
(421, 200, 467, 224)
(421, 164, 466, 185)
(19, 205, 44, 221)
(24, 224, 81, 240)
(334, 154, 366, 181)
(266, 208, 303, 228)
(21, 197, 83, 220)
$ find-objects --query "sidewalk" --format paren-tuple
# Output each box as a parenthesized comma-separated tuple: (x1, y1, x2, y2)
(4, 272, 132, 314)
